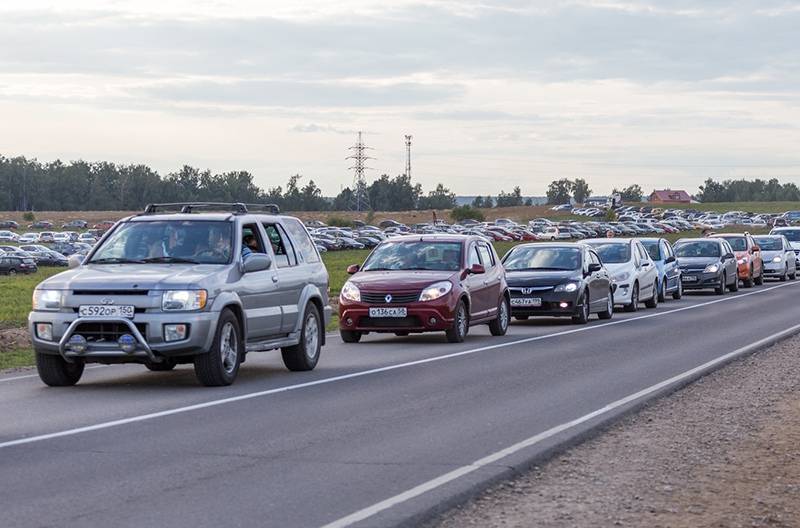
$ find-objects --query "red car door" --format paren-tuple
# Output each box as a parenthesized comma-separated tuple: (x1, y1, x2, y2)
(463, 241, 490, 320)
(477, 242, 503, 317)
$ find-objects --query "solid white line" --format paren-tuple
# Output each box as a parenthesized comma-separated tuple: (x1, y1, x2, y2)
(0, 281, 796, 449)
(321, 320, 800, 528)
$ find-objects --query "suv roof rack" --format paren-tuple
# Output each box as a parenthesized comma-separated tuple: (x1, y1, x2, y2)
(142, 202, 280, 215)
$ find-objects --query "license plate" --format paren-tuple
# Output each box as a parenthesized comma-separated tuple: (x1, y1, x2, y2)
(682, 275, 698, 282)
(79, 305, 135, 318)
(368, 307, 407, 318)
(511, 297, 542, 307)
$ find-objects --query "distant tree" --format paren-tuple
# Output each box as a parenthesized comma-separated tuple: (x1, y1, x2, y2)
(524, 197, 533, 206)
(418, 183, 456, 210)
(471, 196, 485, 208)
(450, 205, 485, 222)
(484, 195, 494, 208)
(572, 179, 591, 204)
(496, 186, 523, 207)
(546, 179, 574, 205)
(613, 184, 643, 202)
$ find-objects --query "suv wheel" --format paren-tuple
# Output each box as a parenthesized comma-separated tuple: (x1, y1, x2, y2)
(644, 281, 658, 308)
(282, 304, 322, 371)
(624, 282, 639, 312)
(597, 289, 613, 320)
(340, 330, 362, 343)
(145, 358, 177, 372)
(8, 269, 16, 276)
(36, 351, 84, 386)
(571, 291, 590, 324)
(445, 300, 468, 343)
(488, 297, 510, 336)
(194, 309, 241, 386)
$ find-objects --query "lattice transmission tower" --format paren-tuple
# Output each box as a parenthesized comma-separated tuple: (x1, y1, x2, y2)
(346, 131, 374, 211)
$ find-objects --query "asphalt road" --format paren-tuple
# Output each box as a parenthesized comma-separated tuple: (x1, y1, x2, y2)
(3, 279, 800, 528)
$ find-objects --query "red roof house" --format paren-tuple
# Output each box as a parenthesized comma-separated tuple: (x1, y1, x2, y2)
(649, 189, 692, 203)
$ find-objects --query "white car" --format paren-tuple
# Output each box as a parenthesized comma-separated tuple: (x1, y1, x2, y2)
(0, 230, 18, 242)
(78, 233, 98, 244)
(769, 227, 800, 266)
(584, 238, 659, 311)
(52, 232, 70, 242)
(542, 226, 571, 240)
(18, 232, 40, 243)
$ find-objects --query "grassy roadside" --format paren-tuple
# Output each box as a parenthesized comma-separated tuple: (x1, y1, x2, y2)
(0, 348, 34, 370)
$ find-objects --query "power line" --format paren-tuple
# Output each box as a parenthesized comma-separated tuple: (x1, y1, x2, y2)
(346, 131, 374, 212)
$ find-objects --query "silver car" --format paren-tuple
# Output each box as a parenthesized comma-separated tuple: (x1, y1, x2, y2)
(29, 203, 331, 387)
(754, 235, 797, 281)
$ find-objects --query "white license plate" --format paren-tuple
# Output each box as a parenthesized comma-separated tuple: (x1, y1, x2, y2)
(368, 307, 407, 318)
(511, 297, 542, 307)
(79, 305, 135, 318)
(681, 275, 698, 282)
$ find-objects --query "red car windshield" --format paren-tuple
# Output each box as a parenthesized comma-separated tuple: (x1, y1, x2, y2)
(362, 241, 463, 272)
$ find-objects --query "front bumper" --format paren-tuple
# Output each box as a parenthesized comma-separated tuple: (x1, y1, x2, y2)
(763, 262, 787, 277)
(29, 310, 217, 362)
(339, 296, 457, 333)
(508, 289, 579, 316)
(680, 271, 722, 290)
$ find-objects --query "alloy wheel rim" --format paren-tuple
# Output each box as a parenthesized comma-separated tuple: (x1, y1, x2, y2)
(304, 312, 319, 360)
(220, 322, 237, 374)
(458, 306, 467, 336)
(607, 293, 612, 313)
(500, 301, 508, 330)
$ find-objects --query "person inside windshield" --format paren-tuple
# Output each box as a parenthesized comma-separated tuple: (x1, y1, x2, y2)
(442, 248, 460, 270)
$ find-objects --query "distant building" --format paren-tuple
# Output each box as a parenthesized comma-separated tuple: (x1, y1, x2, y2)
(649, 189, 692, 204)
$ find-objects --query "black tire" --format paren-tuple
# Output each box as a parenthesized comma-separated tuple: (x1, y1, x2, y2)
(488, 297, 510, 336)
(754, 267, 764, 285)
(716, 273, 727, 295)
(743, 269, 754, 288)
(657, 278, 667, 302)
(624, 282, 639, 312)
(445, 300, 468, 343)
(597, 289, 613, 320)
(8, 269, 16, 276)
(36, 351, 84, 387)
(193, 308, 242, 386)
(791, 268, 797, 280)
(729, 271, 739, 292)
(514, 315, 529, 321)
(780, 265, 788, 282)
(571, 290, 590, 324)
(644, 281, 658, 308)
(282, 303, 322, 371)
(340, 330, 362, 343)
(145, 358, 177, 371)
(672, 278, 683, 300)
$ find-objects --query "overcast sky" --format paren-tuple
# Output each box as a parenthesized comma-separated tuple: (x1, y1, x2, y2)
(1, 0, 799, 196)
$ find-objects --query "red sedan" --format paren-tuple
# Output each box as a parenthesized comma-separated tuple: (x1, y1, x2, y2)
(339, 235, 510, 343)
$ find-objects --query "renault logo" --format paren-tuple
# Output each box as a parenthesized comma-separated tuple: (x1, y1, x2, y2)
(385, 294, 393, 303)
(101, 298, 115, 305)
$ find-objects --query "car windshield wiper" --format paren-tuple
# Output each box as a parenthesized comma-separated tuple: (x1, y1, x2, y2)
(141, 256, 200, 264)
(89, 257, 145, 264)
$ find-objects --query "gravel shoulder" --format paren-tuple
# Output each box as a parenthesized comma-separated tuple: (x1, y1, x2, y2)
(434, 334, 800, 528)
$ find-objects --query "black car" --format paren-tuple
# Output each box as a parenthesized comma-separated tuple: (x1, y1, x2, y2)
(36, 250, 69, 267)
(502, 243, 614, 324)
(0, 255, 37, 274)
(49, 242, 80, 256)
(674, 238, 739, 294)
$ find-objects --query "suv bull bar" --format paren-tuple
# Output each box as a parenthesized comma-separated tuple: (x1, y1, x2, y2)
(58, 317, 160, 363)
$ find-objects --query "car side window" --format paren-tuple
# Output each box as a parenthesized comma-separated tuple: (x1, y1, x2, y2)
(477, 244, 494, 268)
(241, 223, 267, 259)
(632, 243, 640, 266)
(467, 244, 481, 268)
(282, 218, 320, 264)
(262, 223, 297, 268)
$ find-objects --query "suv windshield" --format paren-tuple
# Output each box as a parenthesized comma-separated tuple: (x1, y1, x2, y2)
(362, 241, 462, 271)
(503, 246, 581, 271)
(89, 220, 234, 265)
(587, 242, 631, 264)
(753, 237, 783, 251)
(641, 241, 661, 261)
(719, 236, 747, 251)
(675, 241, 721, 258)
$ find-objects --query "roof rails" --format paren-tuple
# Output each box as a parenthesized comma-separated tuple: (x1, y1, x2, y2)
(142, 202, 281, 215)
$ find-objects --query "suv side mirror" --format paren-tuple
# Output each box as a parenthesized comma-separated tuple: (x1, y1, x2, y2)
(587, 262, 602, 273)
(68, 254, 82, 269)
(665, 256, 676, 264)
(469, 263, 486, 275)
(346, 264, 360, 274)
(243, 253, 271, 273)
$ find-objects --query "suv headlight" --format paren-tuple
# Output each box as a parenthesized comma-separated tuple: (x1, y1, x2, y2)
(554, 282, 579, 293)
(32, 289, 62, 311)
(340, 281, 361, 302)
(419, 281, 453, 302)
(613, 271, 630, 282)
(704, 263, 720, 273)
(162, 290, 207, 311)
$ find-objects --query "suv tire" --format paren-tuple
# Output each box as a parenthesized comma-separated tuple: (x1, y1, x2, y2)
(194, 309, 241, 386)
(36, 351, 84, 386)
(488, 297, 510, 336)
(340, 330, 362, 343)
(445, 300, 468, 343)
(282, 303, 322, 371)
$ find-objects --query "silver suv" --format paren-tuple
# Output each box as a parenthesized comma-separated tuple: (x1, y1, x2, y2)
(29, 203, 331, 386)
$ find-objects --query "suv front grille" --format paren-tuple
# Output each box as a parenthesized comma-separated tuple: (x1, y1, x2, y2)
(72, 322, 147, 343)
(73, 290, 150, 296)
(361, 291, 421, 304)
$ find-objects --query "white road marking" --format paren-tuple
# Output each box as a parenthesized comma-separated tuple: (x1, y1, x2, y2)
(321, 321, 800, 528)
(0, 281, 797, 449)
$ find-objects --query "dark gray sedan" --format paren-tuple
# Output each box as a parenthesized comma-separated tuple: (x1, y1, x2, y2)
(674, 238, 739, 294)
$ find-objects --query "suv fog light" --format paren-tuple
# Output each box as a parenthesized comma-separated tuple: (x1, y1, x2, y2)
(36, 323, 53, 341)
(68, 335, 87, 353)
(164, 324, 188, 342)
(118, 334, 137, 353)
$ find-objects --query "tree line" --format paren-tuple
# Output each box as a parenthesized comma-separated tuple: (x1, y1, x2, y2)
(697, 178, 800, 203)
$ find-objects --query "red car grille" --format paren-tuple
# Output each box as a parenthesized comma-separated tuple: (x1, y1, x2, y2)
(361, 291, 421, 304)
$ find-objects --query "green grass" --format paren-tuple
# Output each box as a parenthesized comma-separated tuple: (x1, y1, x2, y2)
(0, 348, 33, 370)
(0, 268, 64, 329)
